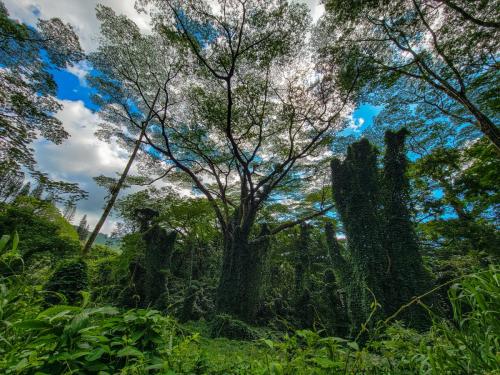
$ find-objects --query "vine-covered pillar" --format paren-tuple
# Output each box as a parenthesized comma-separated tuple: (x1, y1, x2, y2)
(294, 223, 311, 295)
(381, 129, 431, 328)
(331, 139, 389, 333)
(142, 224, 177, 307)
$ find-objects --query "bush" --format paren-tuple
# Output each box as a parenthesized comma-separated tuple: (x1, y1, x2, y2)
(0, 304, 188, 374)
(0, 200, 80, 264)
(210, 314, 258, 340)
(44, 259, 89, 305)
(0, 231, 23, 276)
(180, 280, 216, 322)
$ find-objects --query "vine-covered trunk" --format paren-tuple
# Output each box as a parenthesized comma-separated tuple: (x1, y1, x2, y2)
(216, 213, 269, 322)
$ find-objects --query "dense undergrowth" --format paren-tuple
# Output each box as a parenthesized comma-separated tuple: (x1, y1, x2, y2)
(0, 256, 498, 374)
(0, 198, 498, 374)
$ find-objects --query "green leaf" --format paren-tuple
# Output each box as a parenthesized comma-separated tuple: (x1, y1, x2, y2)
(145, 363, 165, 370)
(262, 338, 274, 349)
(39, 305, 80, 318)
(0, 234, 10, 252)
(312, 357, 336, 368)
(11, 231, 19, 252)
(15, 320, 52, 330)
(85, 347, 106, 361)
(89, 306, 119, 316)
(117, 346, 143, 358)
(347, 342, 359, 351)
(270, 362, 284, 374)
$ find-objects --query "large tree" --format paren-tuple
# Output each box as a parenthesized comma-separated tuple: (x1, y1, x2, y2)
(0, 2, 87, 203)
(0, 1, 84, 175)
(94, 0, 354, 320)
(317, 0, 500, 151)
(330, 138, 386, 332)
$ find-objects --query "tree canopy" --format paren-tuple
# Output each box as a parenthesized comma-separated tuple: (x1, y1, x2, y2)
(317, 0, 500, 150)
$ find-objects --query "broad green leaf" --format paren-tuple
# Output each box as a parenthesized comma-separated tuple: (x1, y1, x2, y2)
(117, 346, 144, 358)
(0, 234, 10, 252)
(11, 231, 19, 252)
(15, 320, 52, 330)
(85, 347, 107, 361)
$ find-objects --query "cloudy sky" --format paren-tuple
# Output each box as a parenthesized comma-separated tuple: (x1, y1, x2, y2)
(3, 0, 374, 234)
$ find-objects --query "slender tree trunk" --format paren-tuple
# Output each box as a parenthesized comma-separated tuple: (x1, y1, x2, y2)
(82, 129, 145, 255)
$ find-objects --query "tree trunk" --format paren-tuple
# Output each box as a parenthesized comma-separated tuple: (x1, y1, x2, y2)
(461, 97, 500, 152)
(82, 129, 145, 255)
(215, 214, 269, 322)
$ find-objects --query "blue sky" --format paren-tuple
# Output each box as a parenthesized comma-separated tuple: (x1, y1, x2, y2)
(4, 0, 380, 234)
(351, 104, 382, 134)
(51, 68, 98, 111)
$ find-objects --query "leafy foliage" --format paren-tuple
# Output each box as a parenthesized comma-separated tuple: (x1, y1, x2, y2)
(210, 314, 258, 341)
(44, 259, 89, 306)
(0, 197, 80, 265)
(317, 0, 500, 150)
(0, 2, 87, 201)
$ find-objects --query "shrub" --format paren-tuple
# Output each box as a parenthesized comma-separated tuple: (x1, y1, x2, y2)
(180, 280, 216, 322)
(44, 259, 89, 305)
(210, 314, 258, 340)
(0, 304, 187, 374)
(0, 200, 80, 264)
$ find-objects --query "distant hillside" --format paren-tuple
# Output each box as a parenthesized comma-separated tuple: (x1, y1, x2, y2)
(73, 226, 121, 249)
(93, 232, 121, 248)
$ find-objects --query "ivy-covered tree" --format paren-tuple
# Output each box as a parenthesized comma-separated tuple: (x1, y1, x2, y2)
(324, 221, 352, 303)
(294, 223, 311, 295)
(44, 259, 89, 306)
(381, 129, 431, 328)
(330, 130, 431, 333)
(330, 138, 387, 333)
(142, 223, 177, 307)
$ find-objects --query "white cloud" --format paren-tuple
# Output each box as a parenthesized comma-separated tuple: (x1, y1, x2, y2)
(66, 60, 91, 86)
(33, 99, 131, 234)
(4, 0, 324, 53)
(346, 116, 365, 133)
(3, 0, 151, 51)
